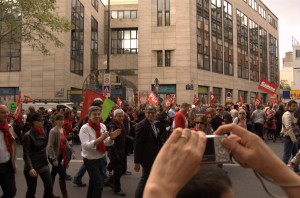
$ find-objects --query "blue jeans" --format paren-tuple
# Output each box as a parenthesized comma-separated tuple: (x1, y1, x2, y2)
(282, 136, 299, 171)
(84, 157, 106, 198)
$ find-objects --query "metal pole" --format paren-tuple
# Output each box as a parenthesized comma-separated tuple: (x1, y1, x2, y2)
(106, 0, 111, 73)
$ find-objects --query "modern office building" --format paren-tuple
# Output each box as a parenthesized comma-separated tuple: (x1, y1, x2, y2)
(0, 0, 279, 106)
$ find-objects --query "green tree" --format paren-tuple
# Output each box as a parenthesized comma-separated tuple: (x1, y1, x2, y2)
(0, 0, 72, 55)
(280, 80, 291, 90)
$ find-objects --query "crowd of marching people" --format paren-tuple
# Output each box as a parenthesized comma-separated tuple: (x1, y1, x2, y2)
(1, 98, 300, 198)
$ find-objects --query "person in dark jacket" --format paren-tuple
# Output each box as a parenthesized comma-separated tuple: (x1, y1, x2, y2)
(274, 104, 285, 142)
(107, 109, 127, 196)
(22, 112, 53, 198)
(134, 105, 162, 198)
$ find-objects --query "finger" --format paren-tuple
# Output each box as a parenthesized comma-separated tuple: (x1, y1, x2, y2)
(177, 128, 192, 144)
(195, 132, 207, 155)
(214, 124, 249, 138)
(221, 138, 249, 158)
(166, 128, 183, 144)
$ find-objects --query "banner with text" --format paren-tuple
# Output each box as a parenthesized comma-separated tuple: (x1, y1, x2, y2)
(258, 78, 278, 95)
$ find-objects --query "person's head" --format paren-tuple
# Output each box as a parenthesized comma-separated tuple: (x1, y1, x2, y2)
(28, 106, 35, 113)
(114, 109, 125, 122)
(53, 113, 64, 127)
(88, 106, 101, 124)
(205, 112, 212, 124)
(91, 98, 103, 107)
(194, 114, 208, 131)
(257, 104, 263, 110)
(64, 109, 71, 119)
(145, 104, 157, 123)
(287, 100, 298, 112)
(177, 166, 233, 198)
(38, 107, 46, 114)
(180, 103, 190, 114)
(238, 109, 246, 119)
(215, 105, 224, 116)
(29, 112, 44, 128)
(278, 104, 284, 111)
(233, 104, 239, 110)
(0, 105, 8, 122)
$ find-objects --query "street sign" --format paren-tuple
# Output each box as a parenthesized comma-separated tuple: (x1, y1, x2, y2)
(103, 85, 111, 97)
(103, 74, 111, 85)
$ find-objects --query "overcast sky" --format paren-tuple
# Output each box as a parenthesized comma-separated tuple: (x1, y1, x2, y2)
(262, 0, 300, 68)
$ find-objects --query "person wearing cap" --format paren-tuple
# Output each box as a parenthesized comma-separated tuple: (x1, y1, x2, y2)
(22, 112, 53, 198)
(0, 104, 17, 198)
(134, 104, 162, 198)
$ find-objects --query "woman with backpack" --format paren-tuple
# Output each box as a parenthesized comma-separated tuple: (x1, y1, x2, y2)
(233, 109, 247, 129)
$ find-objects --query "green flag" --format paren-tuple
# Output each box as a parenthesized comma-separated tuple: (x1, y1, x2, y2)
(101, 99, 115, 123)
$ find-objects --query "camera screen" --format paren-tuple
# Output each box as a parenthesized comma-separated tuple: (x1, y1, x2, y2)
(202, 138, 215, 162)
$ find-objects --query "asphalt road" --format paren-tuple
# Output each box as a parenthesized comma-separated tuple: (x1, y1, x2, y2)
(1, 140, 290, 198)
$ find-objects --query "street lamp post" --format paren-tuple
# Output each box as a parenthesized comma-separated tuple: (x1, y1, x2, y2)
(154, 78, 159, 97)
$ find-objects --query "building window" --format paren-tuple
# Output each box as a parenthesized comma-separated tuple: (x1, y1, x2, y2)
(0, 35, 21, 72)
(165, 50, 171, 67)
(211, 0, 223, 74)
(197, 0, 210, 71)
(91, 0, 98, 12)
(71, 0, 84, 76)
(259, 26, 268, 80)
(91, 16, 98, 72)
(269, 34, 279, 85)
(157, 51, 163, 67)
(111, 29, 138, 54)
(249, 19, 259, 82)
(111, 10, 138, 19)
(238, 90, 248, 103)
(165, 0, 170, 26)
(296, 50, 300, 58)
(224, 0, 233, 76)
(237, 10, 249, 80)
(213, 87, 222, 103)
(157, 0, 162, 26)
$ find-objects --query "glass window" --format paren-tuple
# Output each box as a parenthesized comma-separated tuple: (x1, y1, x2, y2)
(157, 51, 163, 67)
(131, 10, 137, 18)
(296, 50, 300, 58)
(165, 0, 170, 26)
(111, 29, 138, 54)
(165, 50, 171, 67)
(118, 11, 124, 18)
(157, 0, 162, 26)
(124, 10, 130, 19)
(91, 0, 98, 12)
(71, 0, 84, 76)
(111, 11, 118, 19)
(91, 16, 98, 72)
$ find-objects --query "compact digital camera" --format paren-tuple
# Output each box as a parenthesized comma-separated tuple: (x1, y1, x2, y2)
(201, 135, 231, 164)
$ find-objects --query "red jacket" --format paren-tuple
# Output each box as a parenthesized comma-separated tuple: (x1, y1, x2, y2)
(174, 111, 186, 129)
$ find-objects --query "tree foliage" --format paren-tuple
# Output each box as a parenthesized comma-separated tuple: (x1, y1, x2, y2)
(280, 80, 291, 90)
(0, 0, 72, 55)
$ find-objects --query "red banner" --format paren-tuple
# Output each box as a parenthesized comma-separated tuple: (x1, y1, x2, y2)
(14, 91, 22, 119)
(147, 91, 159, 106)
(193, 94, 200, 105)
(254, 97, 262, 106)
(165, 95, 172, 107)
(269, 94, 278, 104)
(258, 78, 278, 95)
(210, 91, 216, 105)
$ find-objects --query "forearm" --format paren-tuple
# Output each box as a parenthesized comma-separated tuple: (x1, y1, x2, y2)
(144, 182, 178, 198)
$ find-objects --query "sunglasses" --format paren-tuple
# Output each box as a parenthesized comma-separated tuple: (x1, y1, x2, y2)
(239, 113, 245, 115)
(195, 122, 204, 124)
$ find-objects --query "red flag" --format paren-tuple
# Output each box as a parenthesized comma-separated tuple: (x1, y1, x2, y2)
(193, 94, 200, 105)
(147, 91, 159, 106)
(14, 91, 22, 119)
(103, 87, 109, 98)
(210, 91, 216, 105)
(79, 90, 106, 123)
(239, 94, 243, 105)
(138, 91, 142, 105)
(165, 95, 172, 107)
(23, 95, 33, 103)
(117, 97, 122, 107)
(171, 94, 176, 104)
(270, 94, 278, 104)
(255, 96, 262, 106)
